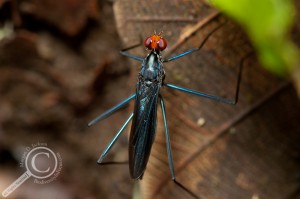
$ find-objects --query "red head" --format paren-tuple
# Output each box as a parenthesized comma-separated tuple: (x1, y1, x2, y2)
(144, 32, 167, 52)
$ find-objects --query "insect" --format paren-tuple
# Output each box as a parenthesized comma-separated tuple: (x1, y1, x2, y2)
(88, 25, 245, 198)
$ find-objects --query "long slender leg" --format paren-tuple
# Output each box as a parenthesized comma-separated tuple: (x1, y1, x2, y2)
(165, 52, 251, 105)
(160, 97, 199, 199)
(97, 113, 134, 164)
(120, 51, 144, 62)
(165, 84, 237, 104)
(88, 93, 136, 127)
(164, 22, 225, 63)
(120, 43, 144, 62)
(160, 97, 175, 178)
(164, 48, 198, 62)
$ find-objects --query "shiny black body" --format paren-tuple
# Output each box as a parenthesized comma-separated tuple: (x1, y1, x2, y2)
(89, 24, 243, 198)
(129, 51, 165, 179)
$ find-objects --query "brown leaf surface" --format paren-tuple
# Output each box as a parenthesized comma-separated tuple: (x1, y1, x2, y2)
(0, 1, 299, 199)
(114, 1, 300, 199)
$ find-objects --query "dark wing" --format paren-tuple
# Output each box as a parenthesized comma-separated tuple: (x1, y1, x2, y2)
(129, 80, 161, 179)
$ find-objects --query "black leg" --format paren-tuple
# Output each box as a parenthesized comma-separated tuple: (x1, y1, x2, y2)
(88, 94, 135, 127)
(165, 52, 252, 105)
(160, 97, 200, 199)
(97, 113, 134, 164)
(164, 22, 225, 62)
(119, 41, 144, 62)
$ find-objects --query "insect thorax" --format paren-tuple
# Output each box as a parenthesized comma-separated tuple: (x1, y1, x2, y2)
(140, 51, 165, 86)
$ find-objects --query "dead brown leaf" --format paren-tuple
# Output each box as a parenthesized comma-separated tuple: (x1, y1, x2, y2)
(114, 1, 300, 199)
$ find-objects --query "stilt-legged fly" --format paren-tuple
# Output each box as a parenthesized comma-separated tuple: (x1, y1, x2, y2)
(88, 24, 246, 198)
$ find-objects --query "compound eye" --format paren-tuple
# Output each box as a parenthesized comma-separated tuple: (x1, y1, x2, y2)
(158, 37, 167, 51)
(144, 37, 152, 49)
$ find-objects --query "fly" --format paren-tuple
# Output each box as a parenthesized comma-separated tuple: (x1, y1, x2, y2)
(88, 25, 246, 198)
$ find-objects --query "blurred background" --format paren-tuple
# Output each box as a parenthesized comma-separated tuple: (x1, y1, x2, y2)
(0, 0, 299, 199)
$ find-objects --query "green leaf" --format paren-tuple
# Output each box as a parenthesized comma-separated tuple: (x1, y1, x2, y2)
(209, 0, 299, 75)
